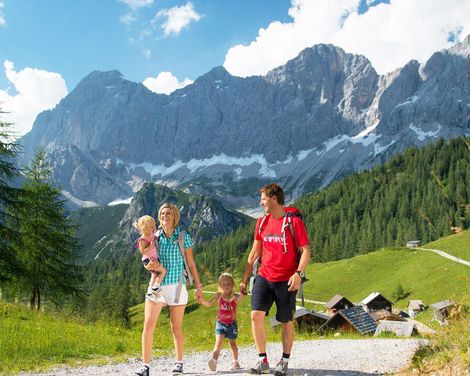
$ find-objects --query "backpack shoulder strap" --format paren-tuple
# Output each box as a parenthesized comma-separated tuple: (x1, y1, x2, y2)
(258, 214, 270, 236)
(177, 230, 194, 285)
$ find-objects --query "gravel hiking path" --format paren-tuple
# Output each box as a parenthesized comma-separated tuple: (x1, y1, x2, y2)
(20, 338, 424, 376)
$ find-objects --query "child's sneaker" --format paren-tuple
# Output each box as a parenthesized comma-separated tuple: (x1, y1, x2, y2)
(151, 284, 162, 296)
(230, 360, 241, 370)
(134, 365, 149, 376)
(146, 289, 158, 303)
(208, 358, 217, 371)
(172, 362, 183, 375)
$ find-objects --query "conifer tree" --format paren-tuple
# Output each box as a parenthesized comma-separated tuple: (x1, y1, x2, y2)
(0, 113, 23, 282)
(15, 150, 84, 309)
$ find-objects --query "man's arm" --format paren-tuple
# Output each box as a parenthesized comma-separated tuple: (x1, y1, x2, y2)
(239, 239, 262, 294)
(287, 244, 311, 292)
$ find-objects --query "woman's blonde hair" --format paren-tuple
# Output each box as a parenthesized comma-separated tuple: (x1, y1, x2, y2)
(133, 215, 156, 233)
(158, 203, 181, 228)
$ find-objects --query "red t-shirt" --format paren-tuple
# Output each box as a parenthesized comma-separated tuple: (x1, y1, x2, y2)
(254, 213, 309, 282)
(217, 296, 237, 324)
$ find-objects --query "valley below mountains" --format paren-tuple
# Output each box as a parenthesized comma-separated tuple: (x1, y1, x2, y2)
(19, 36, 470, 211)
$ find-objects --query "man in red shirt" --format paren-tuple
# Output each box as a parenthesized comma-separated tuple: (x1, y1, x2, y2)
(240, 183, 311, 376)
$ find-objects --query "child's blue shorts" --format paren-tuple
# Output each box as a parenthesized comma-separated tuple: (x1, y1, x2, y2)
(215, 320, 238, 339)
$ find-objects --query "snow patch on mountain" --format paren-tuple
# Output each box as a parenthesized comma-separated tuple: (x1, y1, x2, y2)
(409, 124, 442, 141)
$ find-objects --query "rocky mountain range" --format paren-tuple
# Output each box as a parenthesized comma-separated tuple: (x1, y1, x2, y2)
(19, 36, 470, 211)
(71, 182, 251, 262)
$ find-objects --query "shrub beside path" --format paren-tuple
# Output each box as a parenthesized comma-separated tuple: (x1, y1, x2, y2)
(20, 338, 424, 375)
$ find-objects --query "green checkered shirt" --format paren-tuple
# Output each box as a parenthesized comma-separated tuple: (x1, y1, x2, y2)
(158, 227, 193, 285)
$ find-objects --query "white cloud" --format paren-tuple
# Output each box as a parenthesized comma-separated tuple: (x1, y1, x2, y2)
(119, 0, 153, 11)
(224, 0, 470, 77)
(143, 72, 193, 95)
(120, 12, 136, 25)
(0, 2, 5, 26)
(156, 2, 201, 36)
(119, 0, 153, 24)
(0, 61, 68, 137)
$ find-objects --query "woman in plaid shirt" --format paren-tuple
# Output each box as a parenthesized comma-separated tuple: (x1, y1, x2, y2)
(135, 203, 203, 376)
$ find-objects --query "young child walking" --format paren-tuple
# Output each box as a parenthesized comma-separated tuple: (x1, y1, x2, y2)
(133, 215, 166, 298)
(200, 272, 244, 372)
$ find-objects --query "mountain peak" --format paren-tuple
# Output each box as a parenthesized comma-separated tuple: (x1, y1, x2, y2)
(75, 70, 125, 89)
(448, 33, 470, 57)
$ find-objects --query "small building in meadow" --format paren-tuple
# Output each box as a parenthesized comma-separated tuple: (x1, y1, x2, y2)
(430, 300, 455, 324)
(270, 306, 329, 331)
(406, 240, 422, 248)
(361, 292, 393, 313)
(325, 294, 354, 316)
(318, 306, 377, 335)
(408, 300, 425, 317)
(374, 320, 416, 337)
(370, 309, 407, 323)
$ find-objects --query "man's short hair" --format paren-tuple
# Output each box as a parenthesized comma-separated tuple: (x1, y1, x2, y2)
(259, 183, 285, 205)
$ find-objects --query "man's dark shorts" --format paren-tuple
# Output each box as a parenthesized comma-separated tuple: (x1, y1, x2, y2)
(215, 320, 238, 339)
(251, 274, 297, 322)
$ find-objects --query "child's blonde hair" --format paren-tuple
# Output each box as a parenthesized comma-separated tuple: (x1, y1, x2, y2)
(217, 272, 235, 293)
(133, 215, 156, 234)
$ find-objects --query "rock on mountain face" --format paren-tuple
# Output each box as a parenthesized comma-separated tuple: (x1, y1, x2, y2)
(20, 37, 470, 209)
(77, 182, 251, 262)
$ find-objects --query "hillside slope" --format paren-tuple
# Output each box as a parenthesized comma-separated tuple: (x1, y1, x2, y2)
(303, 231, 470, 308)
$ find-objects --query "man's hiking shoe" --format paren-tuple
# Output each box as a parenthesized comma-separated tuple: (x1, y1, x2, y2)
(250, 360, 269, 374)
(274, 359, 288, 376)
(172, 362, 184, 375)
(134, 365, 149, 376)
(208, 358, 217, 371)
(230, 360, 241, 370)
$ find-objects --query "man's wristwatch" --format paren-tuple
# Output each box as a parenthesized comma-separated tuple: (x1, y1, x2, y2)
(296, 270, 305, 278)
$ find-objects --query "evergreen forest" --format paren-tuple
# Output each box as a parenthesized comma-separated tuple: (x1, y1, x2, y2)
(1, 108, 469, 327)
(195, 137, 470, 277)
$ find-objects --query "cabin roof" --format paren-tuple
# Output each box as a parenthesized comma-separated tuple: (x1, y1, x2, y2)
(325, 294, 354, 309)
(361, 291, 392, 305)
(319, 306, 377, 335)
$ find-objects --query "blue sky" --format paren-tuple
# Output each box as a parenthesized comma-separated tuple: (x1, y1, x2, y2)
(0, 0, 469, 136)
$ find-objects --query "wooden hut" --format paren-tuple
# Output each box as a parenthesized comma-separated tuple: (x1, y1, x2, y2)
(325, 294, 354, 316)
(430, 300, 455, 324)
(361, 292, 393, 313)
(408, 300, 425, 317)
(370, 309, 407, 323)
(318, 306, 377, 335)
(270, 306, 328, 331)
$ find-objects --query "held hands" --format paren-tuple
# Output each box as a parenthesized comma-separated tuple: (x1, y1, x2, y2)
(195, 283, 203, 303)
(287, 272, 301, 292)
(239, 281, 247, 295)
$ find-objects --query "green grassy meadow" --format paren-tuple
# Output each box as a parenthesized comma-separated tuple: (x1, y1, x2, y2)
(303, 245, 470, 310)
(424, 229, 470, 260)
(1, 230, 469, 374)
